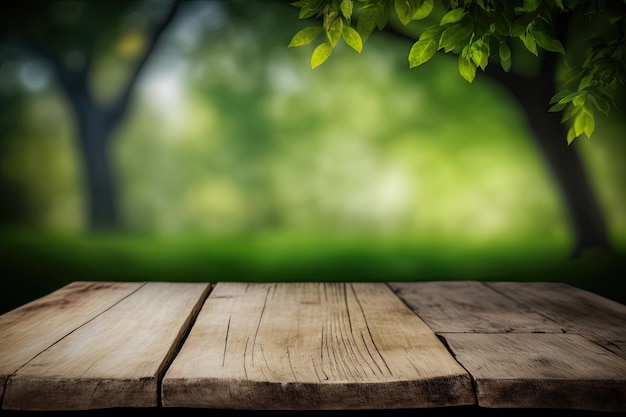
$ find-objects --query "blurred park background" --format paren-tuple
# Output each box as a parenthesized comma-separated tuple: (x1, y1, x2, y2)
(1, 0, 625, 314)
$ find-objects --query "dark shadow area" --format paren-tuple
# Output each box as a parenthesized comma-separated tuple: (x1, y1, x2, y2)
(1, 407, 624, 417)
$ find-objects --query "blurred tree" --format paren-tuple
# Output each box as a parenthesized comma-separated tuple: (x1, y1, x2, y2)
(0, 94, 29, 225)
(288, 0, 626, 256)
(0, 0, 181, 230)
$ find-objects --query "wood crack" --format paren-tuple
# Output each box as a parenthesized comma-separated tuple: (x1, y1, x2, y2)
(350, 285, 393, 377)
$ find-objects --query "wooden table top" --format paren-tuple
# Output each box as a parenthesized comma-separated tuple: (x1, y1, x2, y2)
(0, 281, 624, 412)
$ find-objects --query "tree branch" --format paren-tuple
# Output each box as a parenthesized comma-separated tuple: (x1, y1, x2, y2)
(108, 0, 182, 128)
(10, 34, 86, 108)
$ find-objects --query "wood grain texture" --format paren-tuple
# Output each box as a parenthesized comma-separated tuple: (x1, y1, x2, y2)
(0, 281, 143, 403)
(596, 340, 626, 360)
(389, 281, 563, 333)
(2, 282, 210, 411)
(441, 333, 626, 412)
(487, 282, 626, 341)
(162, 282, 474, 410)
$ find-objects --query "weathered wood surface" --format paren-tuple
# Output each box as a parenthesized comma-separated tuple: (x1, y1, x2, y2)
(1, 282, 210, 411)
(596, 340, 626, 360)
(391, 281, 626, 412)
(1, 280, 625, 412)
(389, 281, 563, 333)
(487, 281, 626, 341)
(441, 333, 626, 412)
(0, 281, 144, 403)
(161, 282, 474, 409)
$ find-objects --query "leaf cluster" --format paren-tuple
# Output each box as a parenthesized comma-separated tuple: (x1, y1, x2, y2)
(288, 0, 626, 143)
(288, 0, 364, 68)
(550, 5, 626, 142)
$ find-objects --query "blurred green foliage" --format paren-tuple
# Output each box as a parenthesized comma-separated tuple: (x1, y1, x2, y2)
(288, 0, 626, 143)
(1, 1, 625, 313)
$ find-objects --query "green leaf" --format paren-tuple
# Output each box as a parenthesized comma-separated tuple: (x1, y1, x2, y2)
(522, 0, 541, 11)
(458, 53, 477, 82)
(510, 23, 526, 37)
(311, 42, 332, 68)
(590, 93, 611, 115)
(479, 41, 490, 70)
(567, 125, 577, 144)
(420, 25, 444, 41)
(395, 0, 413, 25)
(574, 107, 595, 138)
(409, 38, 437, 67)
(549, 102, 567, 112)
(440, 8, 467, 25)
(470, 40, 489, 70)
(574, 109, 585, 136)
(326, 16, 343, 47)
(550, 89, 575, 104)
(299, 5, 317, 19)
(520, 33, 538, 56)
(342, 25, 363, 53)
(288, 26, 324, 47)
(501, 57, 512, 72)
(560, 68, 584, 87)
(356, 10, 377, 41)
(531, 22, 565, 54)
(556, 91, 579, 105)
(551, 91, 581, 111)
(355, 2, 388, 37)
(578, 73, 593, 90)
(561, 104, 579, 123)
(340, 0, 353, 19)
(549, 90, 575, 111)
(572, 91, 586, 107)
(290, 0, 322, 19)
(499, 41, 511, 62)
(535, 34, 565, 54)
(412, 0, 434, 19)
(591, 90, 615, 114)
(439, 21, 472, 53)
(376, 5, 388, 29)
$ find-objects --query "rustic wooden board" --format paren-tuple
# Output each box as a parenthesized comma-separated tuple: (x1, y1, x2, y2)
(0, 281, 144, 403)
(162, 282, 474, 410)
(596, 340, 626, 360)
(487, 282, 626, 341)
(441, 333, 626, 412)
(389, 281, 563, 333)
(2, 282, 210, 411)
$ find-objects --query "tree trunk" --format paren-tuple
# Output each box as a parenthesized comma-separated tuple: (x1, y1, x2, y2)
(381, 22, 612, 257)
(485, 64, 611, 257)
(75, 98, 120, 231)
(520, 82, 611, 257)
(13, 0, 182, 232)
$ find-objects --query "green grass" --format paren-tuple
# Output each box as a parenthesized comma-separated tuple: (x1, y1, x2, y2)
(1, 228, 625, 315)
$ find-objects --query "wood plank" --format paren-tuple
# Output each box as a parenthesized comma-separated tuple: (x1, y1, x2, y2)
(389, 281, 563, 333)
(441, 333, 626, 412)
(162, 282, 474, 410)
(487, 282, 626, 341)
(0, 281, 144, 403)
(596, 340, 626, 360)
(2, 282, 210, 411)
